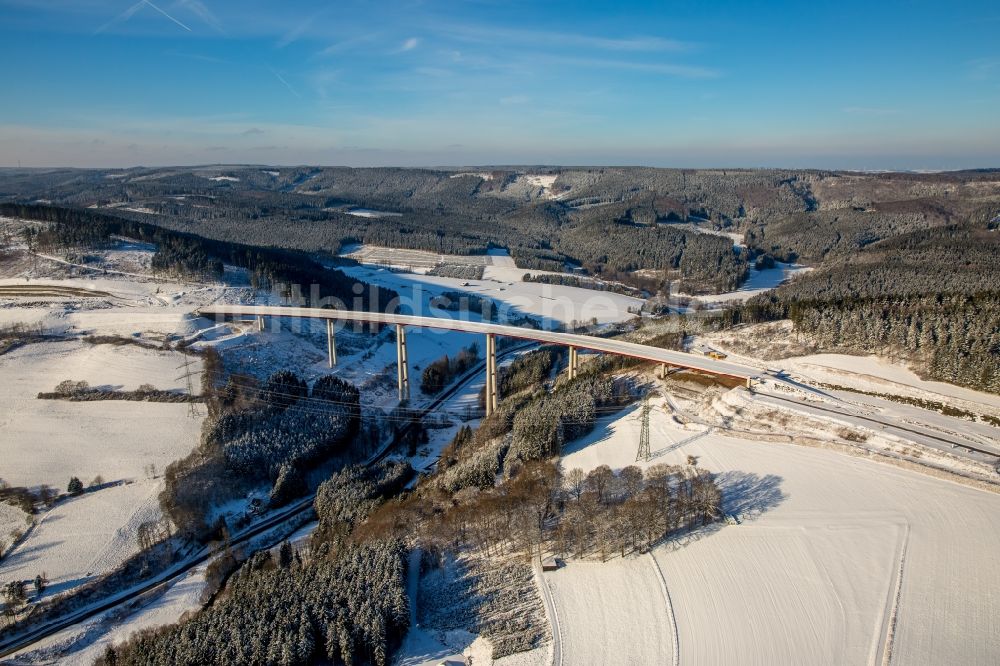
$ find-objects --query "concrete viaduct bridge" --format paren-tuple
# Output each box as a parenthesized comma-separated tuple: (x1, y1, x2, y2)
(197, 305, 760, 416)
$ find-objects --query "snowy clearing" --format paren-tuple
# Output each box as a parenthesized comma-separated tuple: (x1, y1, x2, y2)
(684, 262, 811, 304)
(523, 174, 558, 191)
(660, 221, 745, 248)
(0, 340, 203, 488)
(550, 394, 1000, 665)
(0, 480, 163, 600)
(338, 263, 642, 327)
(345, 208, 403, 218)
(340, 244, 491, 271)
(450, 171, 495, 180)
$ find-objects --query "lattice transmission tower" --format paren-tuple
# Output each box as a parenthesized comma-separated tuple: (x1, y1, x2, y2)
(636, 397, 651, 462)
(176, 355, 202, 418)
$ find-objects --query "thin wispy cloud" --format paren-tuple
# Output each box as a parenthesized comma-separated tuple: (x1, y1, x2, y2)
(966, 57, 1000, 80)
(95, 0, 144, 34)
(315, 33, 380, 58)
(276, 9, 328, 48)
(500, 95, 529, 105)
(309, 68, 342, 100)
(164, 50, 230, 64)
(8, 0, 998, 169)
(144, 1, 191, 31)
(437, 23, 694, 52)
(177, 0, 224, 33)
(414, 66, 452, 78)
(544, 55, 719, 79)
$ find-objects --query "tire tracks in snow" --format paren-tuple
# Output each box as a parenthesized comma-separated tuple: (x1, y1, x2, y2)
(648, 552, 680, 666)
(874, 523, 910, 666)
(532, 559, 563, 666)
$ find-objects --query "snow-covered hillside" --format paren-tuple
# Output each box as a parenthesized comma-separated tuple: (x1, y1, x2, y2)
(0, 341, 203, 489)
(0, 480, 163, 601)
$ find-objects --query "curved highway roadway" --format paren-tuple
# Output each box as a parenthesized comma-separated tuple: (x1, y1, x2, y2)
(196, 304, 759, 384)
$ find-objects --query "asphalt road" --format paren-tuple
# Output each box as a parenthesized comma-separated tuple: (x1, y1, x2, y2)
(755, 390, 1000, 460)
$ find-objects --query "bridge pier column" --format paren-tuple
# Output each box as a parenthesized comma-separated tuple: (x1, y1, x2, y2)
(568, 346, 578, 380)
(485, 333, 498, 417)
(326, 319, 337, 367)
(660, 363, 666, 379)
(396, 324, 410, 402)
(256, 315, 265, 332)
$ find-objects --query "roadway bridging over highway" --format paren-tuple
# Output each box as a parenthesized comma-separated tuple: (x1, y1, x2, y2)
(197, 305, 763, 415)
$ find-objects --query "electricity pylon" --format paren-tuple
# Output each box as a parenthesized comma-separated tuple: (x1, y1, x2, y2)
(176, 355, 201, 418)
(636, 397, 651, 462)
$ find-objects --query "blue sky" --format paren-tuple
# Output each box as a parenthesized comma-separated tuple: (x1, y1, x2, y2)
(1, 0, 998, 168)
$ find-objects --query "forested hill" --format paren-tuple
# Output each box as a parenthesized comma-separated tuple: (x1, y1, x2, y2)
(0, 203, 398, 311)
(741, 220, 1000, 393)
(1, 166, 998, 295)
(0, 166, 1000, 293)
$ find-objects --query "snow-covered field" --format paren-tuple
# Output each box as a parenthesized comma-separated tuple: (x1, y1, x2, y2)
(0, 340, 203, 488)
(0, 480, 163, 599)
(549, 394, 1000, 665)
(545, 556, 673, 665)
(683, 261, 811, 304)
(339, 262, 642, 327)
(340, 244, 491, 270)
(0, 243, 228, 608)
(344, 208, 403, 218)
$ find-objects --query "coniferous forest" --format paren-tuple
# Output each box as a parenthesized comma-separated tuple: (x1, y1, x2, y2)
(738, 221, 1000, 392)
(101, 462, 413, 666)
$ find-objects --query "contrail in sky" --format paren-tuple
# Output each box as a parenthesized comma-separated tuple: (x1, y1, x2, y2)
(143, 0, 192, 32)
(96, 0, 192, 34)
(269, 68, 301, 98)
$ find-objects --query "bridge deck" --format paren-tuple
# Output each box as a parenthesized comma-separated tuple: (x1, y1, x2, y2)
(196, 305, 758, 382)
